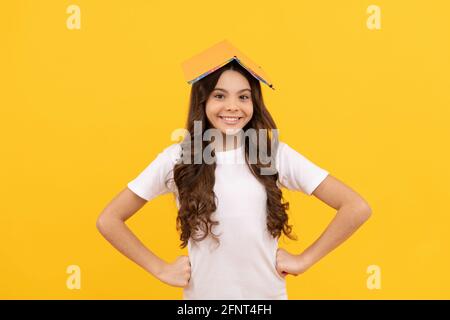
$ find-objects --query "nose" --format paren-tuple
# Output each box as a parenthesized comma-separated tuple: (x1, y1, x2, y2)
(225, 103, 239, 112)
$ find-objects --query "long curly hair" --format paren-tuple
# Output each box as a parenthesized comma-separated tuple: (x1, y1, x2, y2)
(170, 60, 297, 249)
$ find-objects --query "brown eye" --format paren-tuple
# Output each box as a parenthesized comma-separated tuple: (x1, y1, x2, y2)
(240, 95, 250, 100)
(214, 94, 224, 99)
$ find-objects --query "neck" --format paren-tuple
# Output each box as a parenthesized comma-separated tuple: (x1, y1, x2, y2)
(214, 133, 243, 152)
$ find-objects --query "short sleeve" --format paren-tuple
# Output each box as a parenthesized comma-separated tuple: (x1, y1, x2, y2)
(275, 141, 329, 195)
(127, 143, 182, 201)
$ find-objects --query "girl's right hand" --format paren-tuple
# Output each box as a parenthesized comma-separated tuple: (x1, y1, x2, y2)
(156, 255, 192, 288)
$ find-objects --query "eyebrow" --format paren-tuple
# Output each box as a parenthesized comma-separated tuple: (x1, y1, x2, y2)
(213, 88, 251, 93)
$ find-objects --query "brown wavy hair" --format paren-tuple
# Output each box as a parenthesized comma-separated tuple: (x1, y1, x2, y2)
(169, 59, 297, 249)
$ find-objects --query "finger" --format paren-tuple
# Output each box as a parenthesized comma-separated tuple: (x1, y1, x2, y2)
(275, 266, 283, 277)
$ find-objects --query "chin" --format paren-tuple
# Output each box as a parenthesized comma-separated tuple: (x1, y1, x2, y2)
(216, 124, 244, 134)
(221, 128, 242, 135)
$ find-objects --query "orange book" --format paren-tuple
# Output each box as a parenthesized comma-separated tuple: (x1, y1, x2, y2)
(181, 39, 274, 90)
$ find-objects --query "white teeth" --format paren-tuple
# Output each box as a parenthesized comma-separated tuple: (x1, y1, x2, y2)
(220, 116, 241, 124)
(220, 116, 241, 120)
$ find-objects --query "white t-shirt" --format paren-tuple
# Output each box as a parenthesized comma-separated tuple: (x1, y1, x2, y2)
(127, 140, 329, 300)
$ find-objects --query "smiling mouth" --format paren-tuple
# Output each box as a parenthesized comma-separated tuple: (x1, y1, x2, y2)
(218, 116, 243, 125)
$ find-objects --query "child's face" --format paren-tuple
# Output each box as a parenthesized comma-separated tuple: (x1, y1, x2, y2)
(205, 70, 253, 136)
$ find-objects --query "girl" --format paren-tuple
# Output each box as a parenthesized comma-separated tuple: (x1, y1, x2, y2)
(96, 55, 372, 300)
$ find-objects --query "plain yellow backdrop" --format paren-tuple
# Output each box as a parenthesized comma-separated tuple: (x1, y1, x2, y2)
(1, 0, 449, 299)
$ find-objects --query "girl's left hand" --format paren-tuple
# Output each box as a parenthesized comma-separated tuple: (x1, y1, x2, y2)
(275, 248, 311, 278)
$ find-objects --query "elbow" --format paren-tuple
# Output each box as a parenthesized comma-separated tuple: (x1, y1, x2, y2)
(96, 209, 123, 235)
(96, 212, 111, 235)
(354, 200, 372, 223)
(341, 199, 372, 227)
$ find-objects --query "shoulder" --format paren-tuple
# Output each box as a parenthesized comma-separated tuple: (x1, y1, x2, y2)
(275, 139, 323, 167)
(275, 140, 317, 160)
(274, 140, 293, 161)
(274, 139, 329, 194)
(158, 142, 183, 164)
(274, 139, 328, 175)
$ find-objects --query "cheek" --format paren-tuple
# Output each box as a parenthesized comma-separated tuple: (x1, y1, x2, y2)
(205, 101, 221, 124)
(244, 104, 254, 120)
(206, 99, 220, 112)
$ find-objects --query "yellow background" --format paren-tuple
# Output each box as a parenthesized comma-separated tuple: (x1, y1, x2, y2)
(1, 0, 449, 299)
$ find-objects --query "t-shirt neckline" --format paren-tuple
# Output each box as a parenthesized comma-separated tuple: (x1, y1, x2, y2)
(214, 142, 245, 164)
(214, 143, 244, 154)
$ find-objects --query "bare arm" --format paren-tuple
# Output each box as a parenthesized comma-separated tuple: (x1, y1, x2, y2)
(96, 187, 166, 276)
(276, 174, 372, 277)
(299, 174, 372, 269)
(96, 187, 191, 287)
